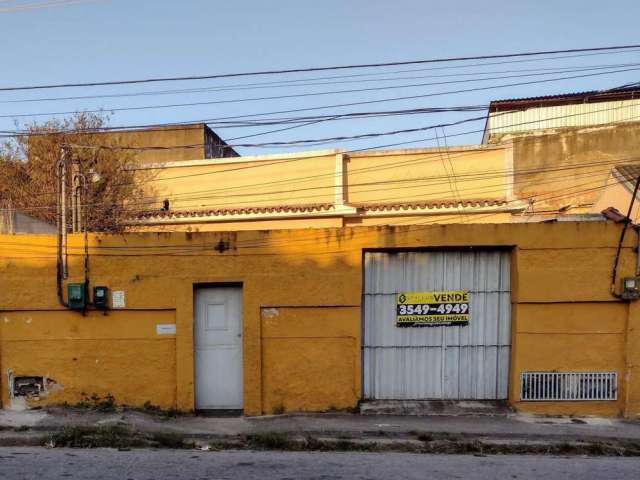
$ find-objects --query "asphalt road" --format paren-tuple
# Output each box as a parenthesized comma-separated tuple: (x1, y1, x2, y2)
(0, 448, 638, 479)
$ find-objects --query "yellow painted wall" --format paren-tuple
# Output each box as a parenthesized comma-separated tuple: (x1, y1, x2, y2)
(261, 306, 360, 413)
(91, 123, 237, 164)
(347, 212, 514, 227)
(346, 147, 509, 204)
(128, 146, 512, 228)
(503, 122, 640, 212)
(0, 310, 176, 409)
(593, 177, 640, 222)
(135, 151, 337, 212)
(103, 125, 207, 164)
(0, 221, 638, 417)
(133, 217, 344, 232)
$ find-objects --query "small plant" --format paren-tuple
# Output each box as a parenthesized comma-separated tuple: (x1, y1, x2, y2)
(150, 432, 193, 449)
(140, 402, 179, 418)
(46, 425, 145, 449)
(335, 439, 360, 451)
(64, 393, 118, 412)
(94, 394, 117, 413)
(245, 432, 291, 450)
(416, 432, 433, 442)
(162, 407, 179, 419)
(143, 401, 161, 413)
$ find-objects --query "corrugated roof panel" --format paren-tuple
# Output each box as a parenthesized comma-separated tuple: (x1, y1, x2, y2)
(489, 86, 640, 110)
(485, 99, 640, 138)
(613, 164, 640, 187)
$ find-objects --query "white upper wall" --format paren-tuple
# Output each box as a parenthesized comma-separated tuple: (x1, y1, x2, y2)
(483, 98, 640, 143)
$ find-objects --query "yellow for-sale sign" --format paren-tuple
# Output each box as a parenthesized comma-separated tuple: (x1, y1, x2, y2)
(396, 290, 470, 327)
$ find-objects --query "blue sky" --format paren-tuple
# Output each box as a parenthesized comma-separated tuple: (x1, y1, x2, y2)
(1, 0, 640, 155)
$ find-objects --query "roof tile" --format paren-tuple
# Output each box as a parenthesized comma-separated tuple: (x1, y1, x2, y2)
(354, 199, 509, 211)
(133, 203, 335, 221)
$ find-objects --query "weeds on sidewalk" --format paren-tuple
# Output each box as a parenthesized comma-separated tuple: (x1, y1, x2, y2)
(60, 393, 117, 413)
(40, 427, 640, 456)
(238, 432, 640, 456)
(141, 401, 180, 419)
(245, 432, 291, 450)
(242, 432, 378, 452)
(52, 396, 181, 419)
(44, 426, 195, 449)
(271, 404, 286, 415)
(46, 425, 144, 449)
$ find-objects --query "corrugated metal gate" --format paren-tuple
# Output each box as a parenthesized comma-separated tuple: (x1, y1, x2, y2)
(362, 250, 512, 400)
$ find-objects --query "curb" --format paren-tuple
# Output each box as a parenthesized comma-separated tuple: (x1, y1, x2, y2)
(0, 427, 639, 456)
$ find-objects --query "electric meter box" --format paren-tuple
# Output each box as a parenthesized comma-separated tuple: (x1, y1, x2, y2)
(67, 283, 87, 310)
(622, 277, 640, 300)
(93, 286, 109, 309)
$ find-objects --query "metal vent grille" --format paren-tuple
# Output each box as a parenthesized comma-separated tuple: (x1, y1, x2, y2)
(520, 372, 617, 401)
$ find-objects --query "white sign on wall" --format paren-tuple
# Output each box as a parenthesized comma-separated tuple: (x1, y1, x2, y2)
(111, 290, 126, 309)
(156, 324, 177, 335)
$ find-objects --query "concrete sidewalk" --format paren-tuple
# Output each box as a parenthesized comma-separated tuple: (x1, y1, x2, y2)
(1, 407, 639, 446)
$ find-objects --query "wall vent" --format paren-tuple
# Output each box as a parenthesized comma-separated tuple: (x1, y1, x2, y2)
(520, 372, 617, 401)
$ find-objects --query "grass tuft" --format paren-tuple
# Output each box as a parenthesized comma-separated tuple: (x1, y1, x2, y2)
(271, 404, 286, 415)
(244, 432, 292, 450)
(46, 425, 144, 449)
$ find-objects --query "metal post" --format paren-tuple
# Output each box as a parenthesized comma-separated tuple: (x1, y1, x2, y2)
(75, 172, 89, 315)
(56, 149, 68, 307)
(71, 168, 76, 233)
(60, 149, 68, 279)
(71, 160, 81, 233)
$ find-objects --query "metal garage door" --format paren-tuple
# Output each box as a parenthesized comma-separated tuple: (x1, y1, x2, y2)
(362, 250, 511, 400)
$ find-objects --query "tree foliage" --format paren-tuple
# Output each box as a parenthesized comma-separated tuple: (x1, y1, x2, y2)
(0, 113, 151, 232)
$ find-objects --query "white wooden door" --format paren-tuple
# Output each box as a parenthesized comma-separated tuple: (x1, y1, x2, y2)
(194, 287, 243, 410)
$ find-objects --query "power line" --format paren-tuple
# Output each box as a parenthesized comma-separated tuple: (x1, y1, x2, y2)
(0, 0, 101, 14)
(0, 183, 615, 258)
(0, 105, 489, 138)
(6, 148, 636, 216)
(0, 165, 616, 243)
(177, 176, 628, 251)
(67, 100, 640, 165)
(129, 161, 629, 217)
(66, 115, 488, 150)
(2, 44, 640, 92)
(137, 156, 640, 209)
(2, 63, 637, 139)
(5, 59, 639, 105)
(4, 65, 638, 119)
(13, 99, 640, 206)
(6, 73, 636, 158)
(0, 177, 623, 256)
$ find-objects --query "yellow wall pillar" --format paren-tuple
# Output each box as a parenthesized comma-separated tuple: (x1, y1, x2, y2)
(625, 300, 640, 419)
(175, 282, 195, 412)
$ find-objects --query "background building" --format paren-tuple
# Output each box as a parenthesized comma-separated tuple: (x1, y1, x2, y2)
(0, 208, 56, 234)
(127, 146, 527, 231)
(482, 88, 640, 219)
(87, 123, 239, 164)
